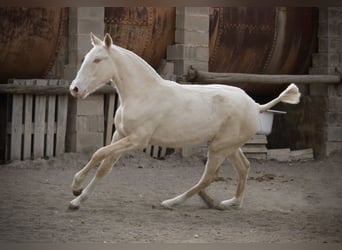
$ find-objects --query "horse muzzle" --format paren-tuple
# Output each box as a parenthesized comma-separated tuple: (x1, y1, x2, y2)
(70, 81, 86, 98)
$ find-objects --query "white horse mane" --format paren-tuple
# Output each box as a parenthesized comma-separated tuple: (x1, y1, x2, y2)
(68, 33, 301, 210)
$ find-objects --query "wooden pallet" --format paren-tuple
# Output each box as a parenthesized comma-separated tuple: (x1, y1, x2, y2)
(242, 134, 268, 160)
(6, 79, 68, 161)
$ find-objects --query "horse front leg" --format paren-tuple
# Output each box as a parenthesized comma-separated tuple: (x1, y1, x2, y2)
(71, 131, 122, 196)
(69, 154, 120, 209)
(69, 133, 142, 210)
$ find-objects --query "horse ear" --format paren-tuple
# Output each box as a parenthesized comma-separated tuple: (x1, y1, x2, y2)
(104, 33, 113, 49)
(90, 32, 101, 46)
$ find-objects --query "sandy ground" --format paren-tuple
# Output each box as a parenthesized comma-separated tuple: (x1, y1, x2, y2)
(0, 149, 341, 243)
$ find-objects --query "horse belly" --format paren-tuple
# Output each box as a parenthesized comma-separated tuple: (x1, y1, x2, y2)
(149, 107, 223, 148)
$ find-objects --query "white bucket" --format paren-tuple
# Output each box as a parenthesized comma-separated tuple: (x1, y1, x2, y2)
(257, 110, 286, 135)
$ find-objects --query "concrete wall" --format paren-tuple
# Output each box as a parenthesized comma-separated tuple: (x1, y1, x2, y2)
(64, 7, 105, 152)
(309, 7, 342, 156)
(268, 7, 342, 158)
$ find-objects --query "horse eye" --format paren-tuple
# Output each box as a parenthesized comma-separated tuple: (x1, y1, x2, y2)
(93, 58, 101, 63)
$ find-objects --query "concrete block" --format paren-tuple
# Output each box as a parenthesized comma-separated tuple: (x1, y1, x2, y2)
(327, 126, 342, 141)
(318, 38, 342, 52)
(167, 44, 209, 61)
(69, 115, 104, 133)
(310, 84, 340, 97)
(78, 7, 104, 18)
(176, 7, 209, 16)
(87, 116, 104, 133)
(76, 132, 104, 152)
(78, 19, 105, 35)
(76, 95, 104, 116)
(328, 112, 342, 126)
(175, 30, 209, 45)
(329, 96, 342, 111)
(310, 84, 329, 96)
(328, 8, 342, 21)
(326, 141, 342, 156)
(173, 59, 208, 75)
(77, 35, 92, 61)
(176, 14, 209, 31)
(312, 53, 339, 67)
(76, 116, 88, 132)
(309, 66, 337, 75)
(318, 22, 340, 38)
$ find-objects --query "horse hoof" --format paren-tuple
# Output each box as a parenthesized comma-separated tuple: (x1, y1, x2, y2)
(68, 203, 80, 210)
(73, 189, 83, 196)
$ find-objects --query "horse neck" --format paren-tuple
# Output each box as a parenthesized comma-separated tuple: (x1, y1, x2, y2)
(110, 46, 162, 102)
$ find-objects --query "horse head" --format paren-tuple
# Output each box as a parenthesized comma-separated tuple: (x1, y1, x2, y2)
(70, 33, 115, 99)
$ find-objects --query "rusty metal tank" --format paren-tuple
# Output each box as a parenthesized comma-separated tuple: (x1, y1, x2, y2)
(104, 7, 175, 70)
(0, 7, 67, 83)
(209, 7, 318, 95)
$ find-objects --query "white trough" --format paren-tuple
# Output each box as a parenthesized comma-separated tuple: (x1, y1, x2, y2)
(257, 110, 286, 135)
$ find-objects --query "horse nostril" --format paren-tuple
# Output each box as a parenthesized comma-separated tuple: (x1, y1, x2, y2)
(73, 87, 79, 93)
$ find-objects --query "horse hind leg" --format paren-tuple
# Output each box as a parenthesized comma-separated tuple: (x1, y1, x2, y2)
(220, 148, 250, 208)
(161, 150, 226, 209)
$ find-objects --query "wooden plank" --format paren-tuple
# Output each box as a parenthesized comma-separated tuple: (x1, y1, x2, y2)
(55, 80, 68, 155)
(0, 83, 117, 95)
(10, 80, 24, 160)
(144, 145, 153, 157)
(290, 148, 314, 161)
(187, 67, 341, 85)
(45, 80, 58, 157)
(33, 80, 47, 158)
(267, 148, 291, 162)
(245, 153, 267, 160)
(247, 134, 268, 144)
(242, 144, 268, 153)
(159, 146, 167, 159)
(0, 93, 9, 163)
(23, 80, 34, 160)
(152, 145, 160, 158)
(104, 94, 115, 145)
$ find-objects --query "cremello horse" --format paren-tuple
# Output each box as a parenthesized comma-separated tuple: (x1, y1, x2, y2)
(68, 33, 300, 210)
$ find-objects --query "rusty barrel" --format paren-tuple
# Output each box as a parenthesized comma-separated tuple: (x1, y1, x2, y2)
(105, 7, 176, 70)
(0, 7, 67, 83)
(209, 7, 318, 95)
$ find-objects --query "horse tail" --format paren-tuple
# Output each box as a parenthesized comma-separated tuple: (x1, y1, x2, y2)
(259, 83, 301, 113)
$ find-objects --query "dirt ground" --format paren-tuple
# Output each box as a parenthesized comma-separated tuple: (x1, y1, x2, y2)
(0, 149, 341, 243)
